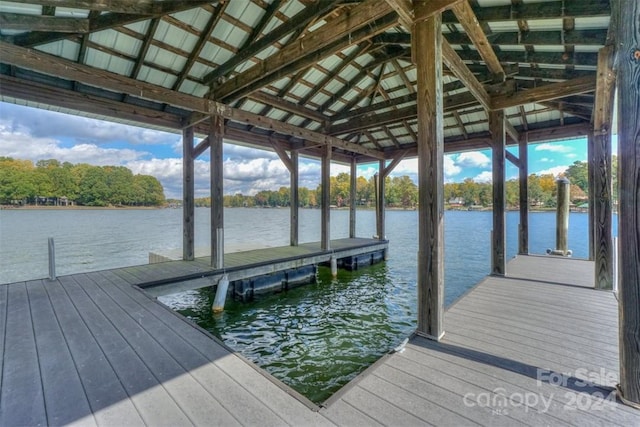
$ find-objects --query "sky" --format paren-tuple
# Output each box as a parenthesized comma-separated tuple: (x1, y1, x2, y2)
(0, 102, 603, 200)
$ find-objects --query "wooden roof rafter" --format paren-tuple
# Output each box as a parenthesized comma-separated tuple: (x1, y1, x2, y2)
(8, 1, 214, 47)
(0, 41, 384, 160)
(0, 0, 611, 162)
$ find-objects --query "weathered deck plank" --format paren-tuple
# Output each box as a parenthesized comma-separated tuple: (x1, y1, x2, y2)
(43, 273, 144, 425)
(26, 279, 96, 426)
(2, 253, 639, 426)
(58, 274, 193, 426)
(0, 282, 47, 426)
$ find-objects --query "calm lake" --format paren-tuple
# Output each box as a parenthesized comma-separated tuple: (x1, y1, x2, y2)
(0, 208, 609, 402)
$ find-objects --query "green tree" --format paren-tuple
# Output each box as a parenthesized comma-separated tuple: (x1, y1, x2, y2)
(565, 160, 588, 192)
(132, 174, 165, 206)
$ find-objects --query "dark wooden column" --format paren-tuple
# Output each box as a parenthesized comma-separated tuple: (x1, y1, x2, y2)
(182, 126, 195, 261)
(490, 110, 506, 275)
(321, 144, 331, 250)
(593, 45, 615, 290)
(376, 160, 386, 240)
(290, 150, 299, 246)
(588, 131, 596, 260)
(616, 0, 640, 406)
(414, 8, 444, 340)
(518, 133, 529, 255)
(349, 156, 357, 238)
(210, 115, 224, 268)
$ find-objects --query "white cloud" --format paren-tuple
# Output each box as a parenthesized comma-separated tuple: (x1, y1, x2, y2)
(474, 171, 493, 183)
(455, 151, 491, 168)
(0, 125, 147, 165)
(534, 143, 573, 153)
(536, 165, 569, 178)
(540, 157, 552, 162)
(0, 103, 178, 146)
(444, 155, 462, 177)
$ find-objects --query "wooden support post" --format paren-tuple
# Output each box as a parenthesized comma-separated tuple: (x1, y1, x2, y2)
(490, 110, 506, 276)
(376, 160, 386, 240)
(210, 115, 224, 269)
(290, 150, 299, 246)
(593, 134, 613, 288)
(518, 134, 529, 255)
(349, 156, 357, 239)
(321, 144, 331, 251)
(182, 126, 195, 261)
(414, 9, 444, 341)
(593, 45, 616, 290)
(616, 0, 640, 406)
(588, 131, 596, 261)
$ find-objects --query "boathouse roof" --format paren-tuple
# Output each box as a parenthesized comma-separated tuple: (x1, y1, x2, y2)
(0, 0, 610, 163)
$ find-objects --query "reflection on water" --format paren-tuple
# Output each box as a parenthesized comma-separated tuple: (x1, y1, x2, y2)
(163, 263, 415, 403)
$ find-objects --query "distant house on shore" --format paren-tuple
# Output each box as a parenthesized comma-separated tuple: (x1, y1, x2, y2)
(447, 197, 465, 209)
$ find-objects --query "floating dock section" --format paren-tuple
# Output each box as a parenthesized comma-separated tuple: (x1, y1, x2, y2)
(144, 237, 388, 300)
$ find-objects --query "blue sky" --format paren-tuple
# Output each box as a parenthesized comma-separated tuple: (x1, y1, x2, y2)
(0, 102, 603, 199)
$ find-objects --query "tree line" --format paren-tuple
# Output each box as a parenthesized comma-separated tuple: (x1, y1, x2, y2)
(2, 156, 606, 210)
(190, 159, 604, 210)
(0, 157, 165, 206)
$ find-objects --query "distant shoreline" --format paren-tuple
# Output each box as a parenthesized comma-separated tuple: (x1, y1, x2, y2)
(0, 205, 162, 210)
(2, 205, 571, 213)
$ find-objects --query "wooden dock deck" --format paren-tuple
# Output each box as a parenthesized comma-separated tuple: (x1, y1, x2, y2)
(1, 254, 638, 425)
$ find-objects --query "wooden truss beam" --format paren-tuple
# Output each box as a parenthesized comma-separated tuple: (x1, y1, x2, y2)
(442, 40, 492, 111)
(12, 1, 212, 47)
(0, 13, 89, 33)
(248, 91, 328, 123)
(5, 1, 210, 15)
(442, 0, 610, 23)
(212, 0, 397, 101)
(202, 0, 340, 85)
(0, 41, 383, 160)
(451, 0, 505, 77)
(386, 0, 463, 28)
(492, 75, 597, 110)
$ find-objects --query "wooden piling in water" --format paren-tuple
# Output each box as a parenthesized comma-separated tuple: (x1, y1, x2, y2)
(553, 177, 571, 256)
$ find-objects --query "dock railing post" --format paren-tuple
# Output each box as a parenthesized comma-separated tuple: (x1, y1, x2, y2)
(48, 237, 56, 281)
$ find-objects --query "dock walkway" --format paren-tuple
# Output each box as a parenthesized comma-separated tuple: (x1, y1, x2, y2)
(1, 254, 638, 425)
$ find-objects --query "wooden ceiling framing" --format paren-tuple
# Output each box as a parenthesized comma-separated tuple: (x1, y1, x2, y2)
(0, 0, 611, 162)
